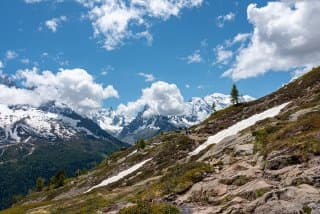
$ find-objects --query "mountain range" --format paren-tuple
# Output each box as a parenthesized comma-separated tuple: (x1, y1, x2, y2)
(93, 93, 255, 144)
(0, 100, 128, 209)
(0, 73, 253, 210)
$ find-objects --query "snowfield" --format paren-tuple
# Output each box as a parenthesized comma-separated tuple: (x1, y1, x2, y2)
(85, 158, 152, 193)
(189, 102, 289, 156)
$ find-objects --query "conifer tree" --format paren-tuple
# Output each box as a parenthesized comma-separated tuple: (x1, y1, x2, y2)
(212, 102, 216, 112)
(230, 84, 239, 105)
(137, 139, 146, 150)
(36, 177, 45, 191)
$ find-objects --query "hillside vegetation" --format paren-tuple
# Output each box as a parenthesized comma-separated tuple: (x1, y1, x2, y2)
(2, 67, 320, 214)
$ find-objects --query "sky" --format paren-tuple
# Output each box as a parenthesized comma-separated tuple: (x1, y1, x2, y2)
(0, 0, 319, 117)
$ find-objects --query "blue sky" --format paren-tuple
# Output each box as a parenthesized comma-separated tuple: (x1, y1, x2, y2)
(0, 0, 318, 113)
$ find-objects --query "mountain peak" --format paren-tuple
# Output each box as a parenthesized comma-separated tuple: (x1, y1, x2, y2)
(94, 92, 255, 144)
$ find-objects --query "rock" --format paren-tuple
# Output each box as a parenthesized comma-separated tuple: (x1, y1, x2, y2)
(247, 184, 320, 214)
(254, 200, 303, 214)
(265, 154, 301, 170)
(233, 179, 272, 201)
(264, 165, 298, 182)
(307, 202, 320, 214)
(289, 106, 320, 121)
(177, 180, 228, 204)
(234, 144, 254, 156)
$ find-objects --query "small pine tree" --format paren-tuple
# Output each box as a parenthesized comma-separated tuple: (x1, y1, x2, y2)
(212, 102, 216, 112)
(137, 139, 146, 150)
(50, 170, 66, 188)
(36, 177, 45, 191)
(55, 170, 66, 187)
(230, 84, 239, 105)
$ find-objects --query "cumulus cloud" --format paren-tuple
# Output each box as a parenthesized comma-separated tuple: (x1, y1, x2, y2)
(78, 0, 203, 50)
(138, 72, 156, 82)
(229, 33, 251, 46)
(224, 0, 320, 80)
(185, 50, 203, 64)
(116, 81, 186, 121)
(0, 68, 118, 114)
(6, 50, 18, 60)
(217, 12, 235, 28)
(0, 85, 45, 106)
(214, 45, 233, 65)
(21, 58, 30, 64)
(24, 0, 43, 3)
(44, 16, 67, 32)
(101, 65, 114, 76)
(24, 0, 64, 4)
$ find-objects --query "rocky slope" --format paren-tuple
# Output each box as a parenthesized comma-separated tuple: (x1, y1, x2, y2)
(2, 67, 320, 214)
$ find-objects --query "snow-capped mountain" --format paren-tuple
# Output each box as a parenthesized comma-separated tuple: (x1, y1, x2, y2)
(94, 93, 255, 144)
(0, 102, 123, 144)
(0, 101, 128, 210)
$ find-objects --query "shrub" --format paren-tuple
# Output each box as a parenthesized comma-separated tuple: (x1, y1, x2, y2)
(137, 139, 146, 150)
(50, 170, 66, 188)
(35, 177, 45, 192)
(119, 202, 180, 214)
(140, 162, 212, 201)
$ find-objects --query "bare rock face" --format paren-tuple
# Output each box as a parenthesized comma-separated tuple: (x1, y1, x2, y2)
(254, 200, 303, 214)
(176, 127, 320, 214)
(233, 179, 273, 201)
(265, 153, 301, 170)
(234, 144, 254, 156)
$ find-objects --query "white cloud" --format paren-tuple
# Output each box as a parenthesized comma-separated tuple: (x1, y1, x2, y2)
(79, 0, 203, 50)
(214, 45, 233, 65)
(186, 50, 203, 64)
(229, 33, 251, 46)
(0, 61, 3, 69)
(116, 81, 186, 121)
(0, 67, 120, 114)
(224, 0, 320, 80)
(42, 52, 49, 57)
(21, 58, 30, 64)
(0, 84, 45, 106)
(138, 72, 156, 82)
(217, 12, 235, 28)
(100, 65, 114, 76)
(6, 50, 18, 60)
(185, 84, 190, 88)
(24, 0, 43, 3)
(200, 39, 208, 47)
(24, 0, 64, 4)
(45, 16, 67, 32)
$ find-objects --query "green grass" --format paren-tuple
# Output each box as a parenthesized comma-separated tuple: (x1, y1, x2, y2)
(255, 188, 269, 198)
(252, 111, 320, 159)
(119, 202, 180, 214)
(138, 162, 212, 201)
(303, 205, 312, 214)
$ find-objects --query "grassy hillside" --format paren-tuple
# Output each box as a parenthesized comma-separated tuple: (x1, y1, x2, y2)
(1, 67, 320, 214)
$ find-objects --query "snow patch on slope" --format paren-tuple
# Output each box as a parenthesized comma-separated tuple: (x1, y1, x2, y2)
(189, 102, 289, 156)
(85, 158, 152, 193)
